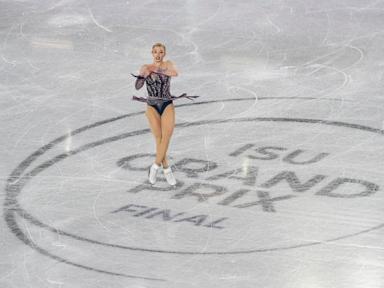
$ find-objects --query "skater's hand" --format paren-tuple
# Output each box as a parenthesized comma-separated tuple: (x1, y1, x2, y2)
(164, 60, 178, 76)
(145, 64, 158, 73)
(139, 65, 152, 77)
(140, 62, 178, 76)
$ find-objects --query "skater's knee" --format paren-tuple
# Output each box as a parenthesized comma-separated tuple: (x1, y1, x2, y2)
(162, 128, 174, 139)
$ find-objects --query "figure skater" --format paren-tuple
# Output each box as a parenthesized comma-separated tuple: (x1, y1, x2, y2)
(131, 43, 198, 186)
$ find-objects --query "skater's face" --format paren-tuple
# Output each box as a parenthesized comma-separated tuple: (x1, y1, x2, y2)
(152, 46, 166, 63)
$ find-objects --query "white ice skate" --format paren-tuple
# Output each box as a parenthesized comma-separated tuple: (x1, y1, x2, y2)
(163, 166, 177, 186)
(148, 163, 160, 185)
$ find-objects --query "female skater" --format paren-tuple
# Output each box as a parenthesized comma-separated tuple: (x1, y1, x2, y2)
(131, 43, 198, 186)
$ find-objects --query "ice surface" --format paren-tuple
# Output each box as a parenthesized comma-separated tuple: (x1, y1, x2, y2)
(1, 0, 384, 287)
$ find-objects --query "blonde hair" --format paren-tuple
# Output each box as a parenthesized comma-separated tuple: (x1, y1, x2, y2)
(152, 42, 166, 53)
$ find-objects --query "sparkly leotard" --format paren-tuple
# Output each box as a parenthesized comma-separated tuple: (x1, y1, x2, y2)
(145, 72, 173, 115)
(131, 72, 199, 116)
(145, 72, 172, 101)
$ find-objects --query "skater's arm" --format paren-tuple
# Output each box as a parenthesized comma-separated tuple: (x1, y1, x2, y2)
(133, 65, 149, 90)
(149, 60, 178, 77)
(139, 64, 151, 77)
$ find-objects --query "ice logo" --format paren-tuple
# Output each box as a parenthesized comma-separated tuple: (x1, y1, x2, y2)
(117, 142, 378, 229)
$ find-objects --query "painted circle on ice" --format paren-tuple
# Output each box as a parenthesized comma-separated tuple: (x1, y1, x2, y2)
(4, 97, 384, 279)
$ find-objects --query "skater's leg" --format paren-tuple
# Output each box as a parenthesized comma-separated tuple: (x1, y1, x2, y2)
(145, 105, 162, 166)
(156, 103, 175, 167)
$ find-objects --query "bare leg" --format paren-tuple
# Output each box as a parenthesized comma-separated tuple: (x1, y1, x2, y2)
(145, 105, 174, 167)
(145, 105, 162, 166)
(156, 104, 175, 167)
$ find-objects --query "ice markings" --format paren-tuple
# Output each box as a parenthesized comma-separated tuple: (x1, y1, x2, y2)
(87, 5, 112, 32)
(47, 14, 90, 27)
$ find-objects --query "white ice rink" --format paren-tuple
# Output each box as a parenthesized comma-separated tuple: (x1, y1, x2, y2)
(1, 0, 384, 287)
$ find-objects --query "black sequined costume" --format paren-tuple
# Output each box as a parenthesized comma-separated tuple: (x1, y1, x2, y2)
(131, 72, 198, 115)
